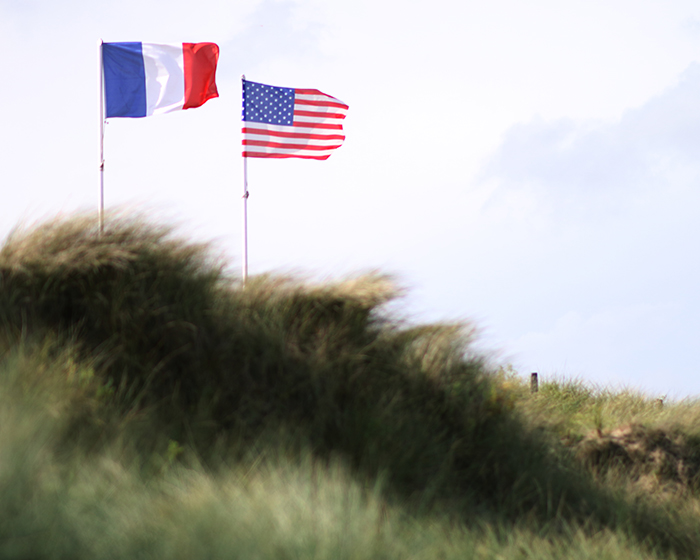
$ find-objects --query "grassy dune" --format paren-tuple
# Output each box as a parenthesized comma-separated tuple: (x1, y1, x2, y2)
(0, 212, 698, 559)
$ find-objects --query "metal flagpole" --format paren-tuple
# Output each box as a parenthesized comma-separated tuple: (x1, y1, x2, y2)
(98, 39, 105, 235)
(242, 74, 249, 284)
(243, 156, 249, 283)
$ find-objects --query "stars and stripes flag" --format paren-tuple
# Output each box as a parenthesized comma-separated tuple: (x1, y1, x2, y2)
(242, 79, 348, 160)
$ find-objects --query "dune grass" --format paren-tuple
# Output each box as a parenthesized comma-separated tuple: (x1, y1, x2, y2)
(0, 212, 699, 559)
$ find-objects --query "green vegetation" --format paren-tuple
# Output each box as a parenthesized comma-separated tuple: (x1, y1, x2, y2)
(0, 212, 698, 559)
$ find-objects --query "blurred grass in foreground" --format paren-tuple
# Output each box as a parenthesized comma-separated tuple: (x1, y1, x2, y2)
(0, 212, 698, 559)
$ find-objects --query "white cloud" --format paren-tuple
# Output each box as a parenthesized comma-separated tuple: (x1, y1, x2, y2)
(459, 62, 700, 396)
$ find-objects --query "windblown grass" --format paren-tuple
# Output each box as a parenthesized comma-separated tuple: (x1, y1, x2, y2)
(0, 212, 699, 559)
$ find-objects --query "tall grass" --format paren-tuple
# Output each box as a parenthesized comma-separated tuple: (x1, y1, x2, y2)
(0, 347, 685, 560)
(0, 212, 699, 559)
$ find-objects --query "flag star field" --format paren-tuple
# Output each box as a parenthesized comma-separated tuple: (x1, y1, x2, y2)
(243, 81, 295, 125)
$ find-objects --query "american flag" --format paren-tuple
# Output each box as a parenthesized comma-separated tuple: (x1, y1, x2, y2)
(242, 79, 348, 160)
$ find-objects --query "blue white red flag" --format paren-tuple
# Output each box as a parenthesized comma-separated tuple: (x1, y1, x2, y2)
(242, 79, 348, 160)
(102, 42, 219, 118)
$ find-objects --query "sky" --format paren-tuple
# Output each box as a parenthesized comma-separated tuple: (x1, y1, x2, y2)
(2, 0, 700, 397)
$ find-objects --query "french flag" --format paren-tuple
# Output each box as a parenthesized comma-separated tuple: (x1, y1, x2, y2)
(102, 42, 219, 118)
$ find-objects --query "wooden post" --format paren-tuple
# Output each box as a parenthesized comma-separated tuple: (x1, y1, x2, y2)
(530, 372, 538, 393)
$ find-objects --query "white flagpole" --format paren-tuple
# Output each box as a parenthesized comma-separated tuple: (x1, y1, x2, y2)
(243, 156, 249, 283)
(242, 75, 249, 284)
(98, 39, 105, 235)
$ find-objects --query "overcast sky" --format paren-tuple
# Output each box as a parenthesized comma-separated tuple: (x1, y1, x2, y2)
(2, 0, 700, 397)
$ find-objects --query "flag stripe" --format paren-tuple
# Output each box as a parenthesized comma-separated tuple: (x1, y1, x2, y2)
(293, 109, 347, 119)
(294, 98, 348, 109)
(242, 122, 343, 134)
(243, 133, 344, 146)
(242, 79, 347, 159)
(141, 43, 185, 116)
(182, 42, 220, 109)
(243, 151, 333, 160)
(291, 121, 344, 130)
(244, 140, 342, 151)
(103, 42, 147, 118)
(243, 145, 338, 158)
(242, 127, 345, 141)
